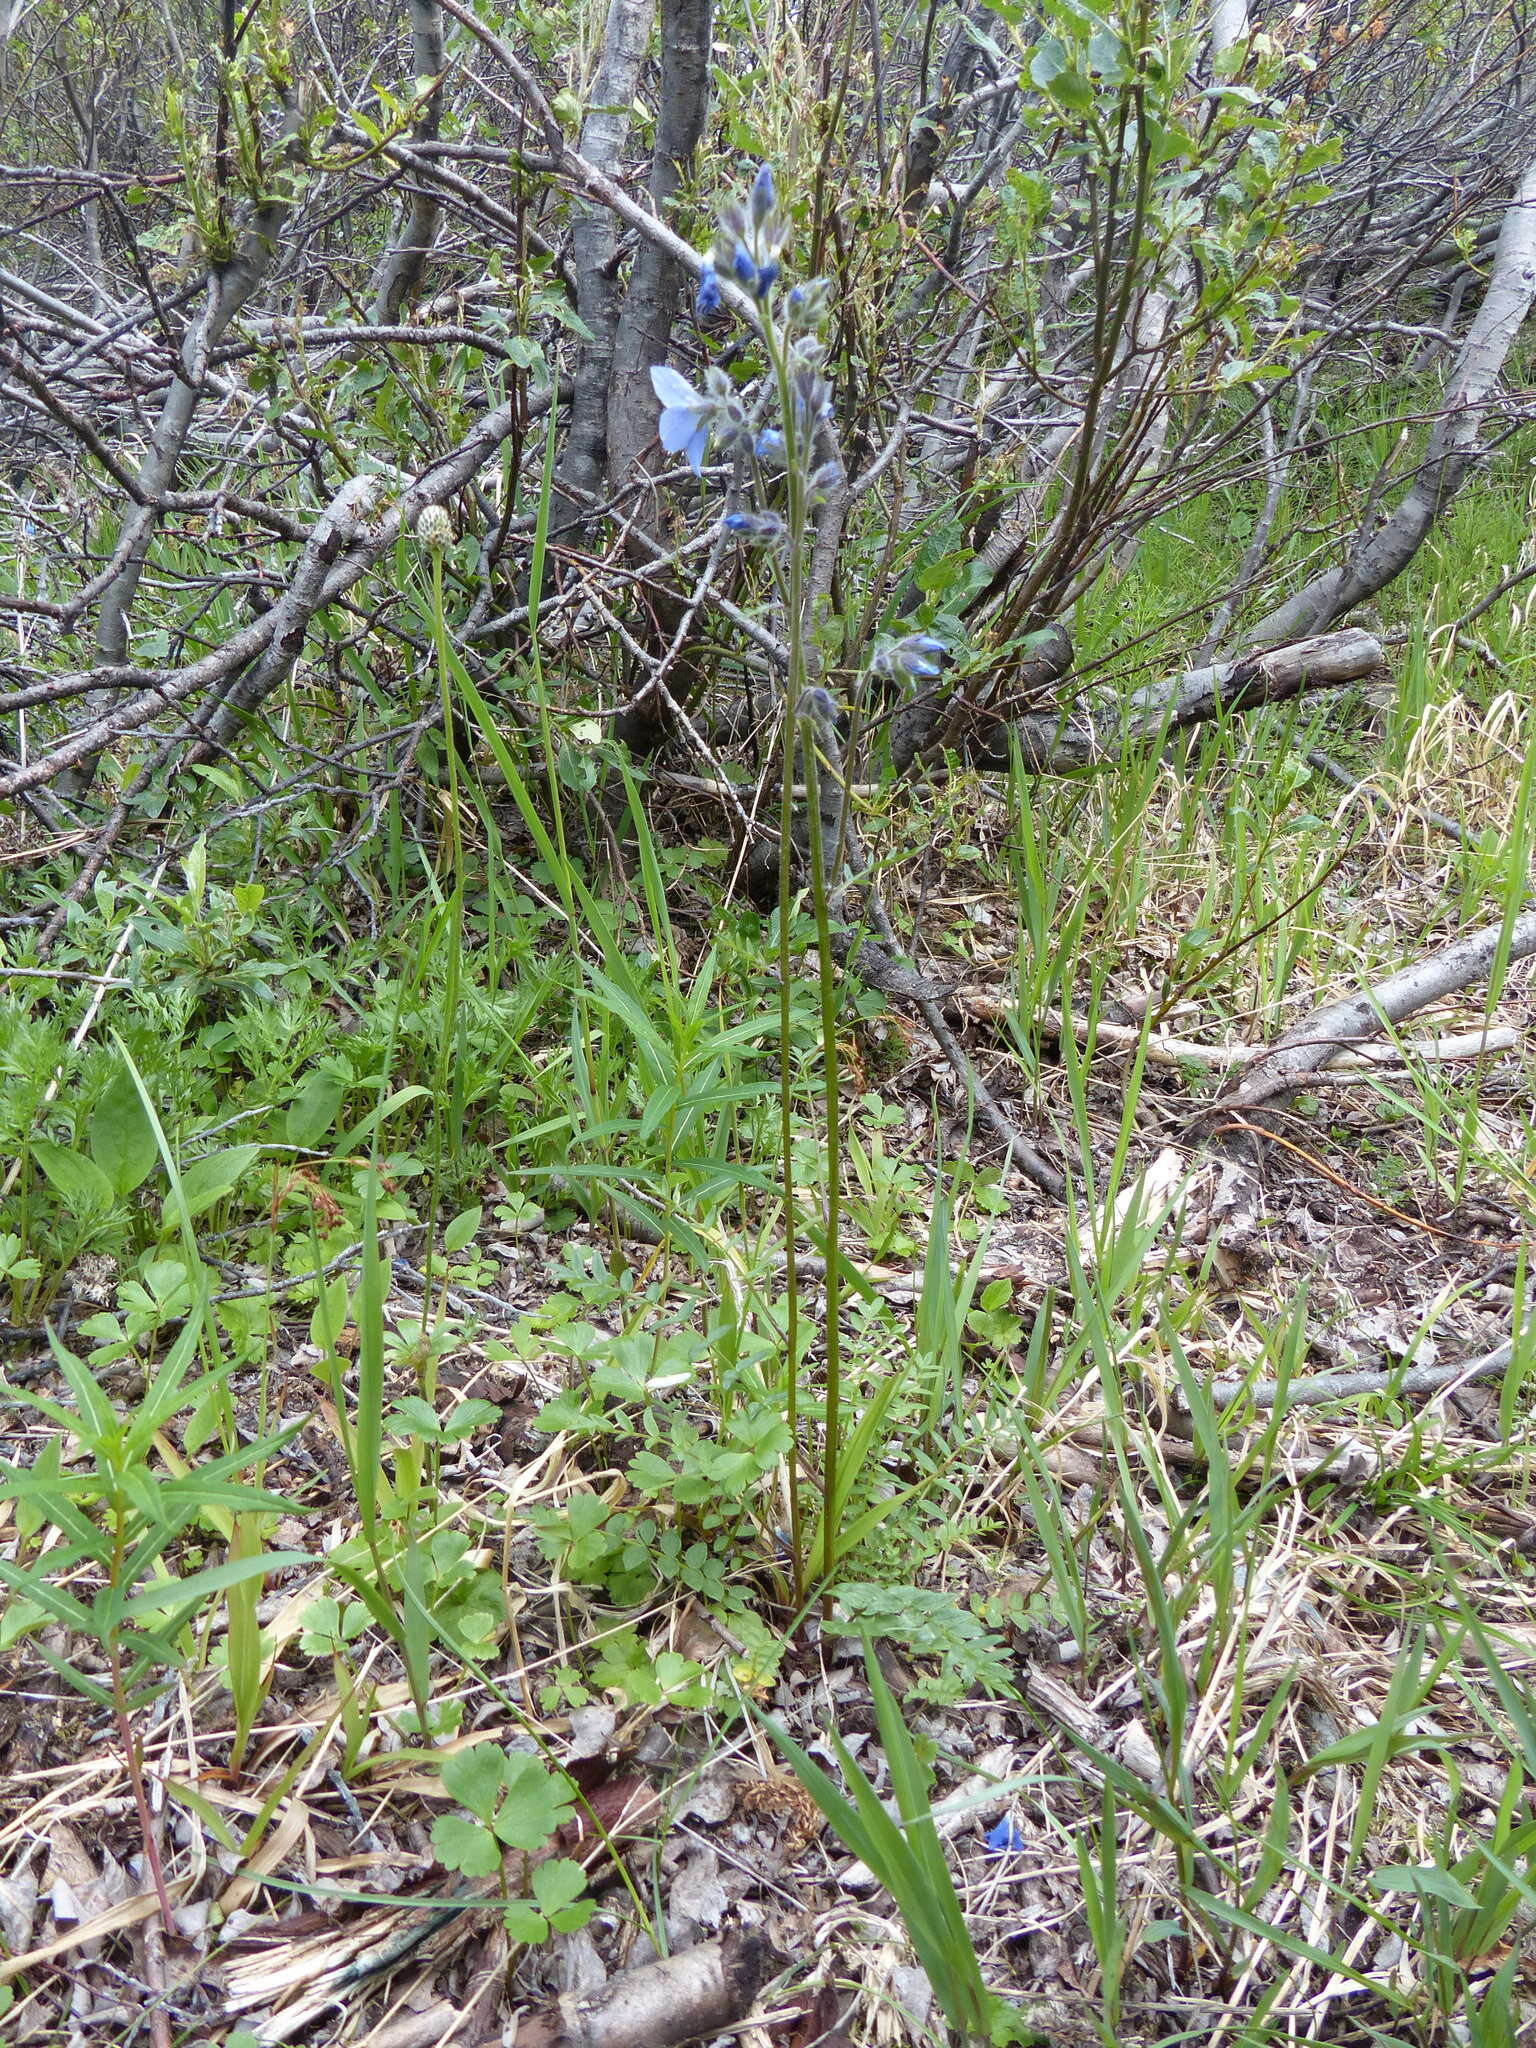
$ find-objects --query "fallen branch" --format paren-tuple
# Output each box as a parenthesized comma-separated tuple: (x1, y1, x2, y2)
(964, 989, 1515, 1073)
(1178, 1325, 1529, 1420)
(1210, 907, 1536, 1126)
(893, 626, 1384, 778)
(1189, 907, 1536, 1269)
(516, 1933, 775, 2048)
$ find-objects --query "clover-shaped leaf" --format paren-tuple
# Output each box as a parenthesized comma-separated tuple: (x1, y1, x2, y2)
(432, 1813, 500, 1877)
(492, 1753, 576, 1851)
(439, 1742, 507, 1820)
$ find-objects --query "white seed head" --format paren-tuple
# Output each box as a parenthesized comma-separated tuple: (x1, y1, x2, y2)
(416, 504, 454, 551)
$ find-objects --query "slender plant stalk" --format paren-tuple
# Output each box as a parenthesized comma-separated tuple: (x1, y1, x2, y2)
(766, 309, 810, 1602)
(800, 714, 843, 1590)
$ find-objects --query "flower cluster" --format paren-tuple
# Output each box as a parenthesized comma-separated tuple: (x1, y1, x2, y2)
(650, 163, 835, 490)
(648, 167, 956, 706)
(722, 162, 789, 299)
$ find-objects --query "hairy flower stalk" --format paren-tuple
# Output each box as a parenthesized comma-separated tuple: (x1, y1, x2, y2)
(648, 166, 856, 1599)
(649, 168, 959, 1597)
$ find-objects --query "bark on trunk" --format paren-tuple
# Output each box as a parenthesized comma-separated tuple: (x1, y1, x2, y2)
(369, 0, 446, 325)
(553, 0, 656, 521)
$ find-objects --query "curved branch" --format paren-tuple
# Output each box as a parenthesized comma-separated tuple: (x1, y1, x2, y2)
(1244, 149, 1536, 645)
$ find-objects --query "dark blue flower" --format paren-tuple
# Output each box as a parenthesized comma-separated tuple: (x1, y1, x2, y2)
(751, 162, 777, 227)
(650, 363, 712, 475)
(985, 1816, 1026, 1857)
(695, 262, 721, 318)
(730, 241, 757, 288)
(755, 259, 779, 299)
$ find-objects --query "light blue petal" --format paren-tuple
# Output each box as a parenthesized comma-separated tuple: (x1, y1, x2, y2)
(658, 406, 701, 457)
(650, 363, 702, 409)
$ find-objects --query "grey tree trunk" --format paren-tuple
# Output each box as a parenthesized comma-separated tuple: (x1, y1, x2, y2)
(604, 0, 713, 495)
(554, 0, 656, 518)
(370, 0, 446, 326)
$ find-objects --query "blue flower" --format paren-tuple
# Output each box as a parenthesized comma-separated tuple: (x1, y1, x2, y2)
(730, 241, 758, 288)
(751, 162, 776, 226)
(871, 633, 949, 681)
(650, 363, 712, 475)
(753, 429, 786, 468)
(985, 1816, 1026, 1857)
(723, 510, 785, 543)
(791, 365, 833, 431)
(695, 262, 721, 318)
(717, 167, 790, 287)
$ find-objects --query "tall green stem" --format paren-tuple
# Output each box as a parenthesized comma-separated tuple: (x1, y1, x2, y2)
(800, 711, 843, 1590)
(765, 307, 809, 1601)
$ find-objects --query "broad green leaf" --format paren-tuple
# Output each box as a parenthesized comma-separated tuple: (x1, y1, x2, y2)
(531, 1858, 588, 1916)
(443, 1204, 482, 1255)
(1029, 36, 1067, 88)
(439, 1742, 508, 1820)
(432, 1814, 500, 1876)
(491, 1755, 575, 1850)
(31, 1141, 115, 1212)
(1046, 65, 1092, 111)
(286, 1068, 348, 1150)
(179, 1145, 261, 1219)
(90, 1066, 158, 1197)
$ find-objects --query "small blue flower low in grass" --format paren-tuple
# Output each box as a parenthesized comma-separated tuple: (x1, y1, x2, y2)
(985, 1815, 1027, 1857)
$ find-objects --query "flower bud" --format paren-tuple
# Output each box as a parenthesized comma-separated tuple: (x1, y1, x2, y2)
(785, 277, 832, 332)
(751, 163, 777, 227)
(723, 510, 786, 544)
